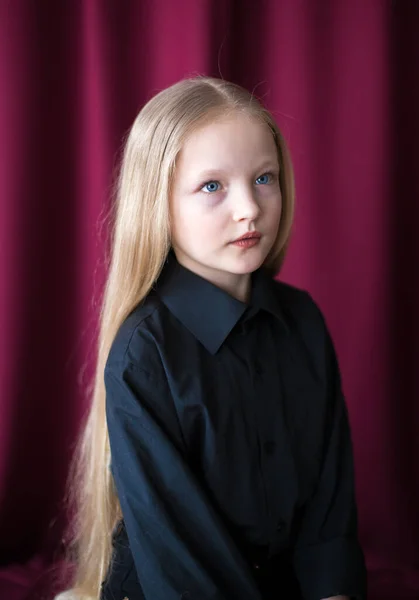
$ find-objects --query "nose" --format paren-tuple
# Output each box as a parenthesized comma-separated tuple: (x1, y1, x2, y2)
(231, 185, 261, 222)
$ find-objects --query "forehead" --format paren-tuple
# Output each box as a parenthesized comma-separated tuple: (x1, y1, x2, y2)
(176, 112, 278, 174)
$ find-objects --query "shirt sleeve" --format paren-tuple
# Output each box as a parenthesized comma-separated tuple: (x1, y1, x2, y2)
(104, 360, 262, 600)
(292, 301, 368, 600)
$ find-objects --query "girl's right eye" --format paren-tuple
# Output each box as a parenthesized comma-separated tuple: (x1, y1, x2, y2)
(201, 181, 221, 193)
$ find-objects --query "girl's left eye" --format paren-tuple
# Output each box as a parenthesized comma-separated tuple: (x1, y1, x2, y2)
(201, 181, 221, 193)
(255, 173, 272, 185)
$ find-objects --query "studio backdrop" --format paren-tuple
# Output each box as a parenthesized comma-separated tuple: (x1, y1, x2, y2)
(0, 1, 418, 598)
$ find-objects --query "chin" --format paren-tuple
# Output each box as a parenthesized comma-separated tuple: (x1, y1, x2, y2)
(227, 252, 267, 274)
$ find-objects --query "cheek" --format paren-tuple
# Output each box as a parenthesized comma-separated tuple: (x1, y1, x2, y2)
(261, 190, 282, 223)
(171, 199, 223, 242)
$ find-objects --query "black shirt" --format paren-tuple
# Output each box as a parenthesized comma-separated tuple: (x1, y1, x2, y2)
(104, 251, 367, 600)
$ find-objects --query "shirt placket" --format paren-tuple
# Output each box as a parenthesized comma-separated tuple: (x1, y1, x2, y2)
(249, 316, 298, 561)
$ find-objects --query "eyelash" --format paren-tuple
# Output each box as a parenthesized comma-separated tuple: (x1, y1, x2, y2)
(200, 172, 276, 194)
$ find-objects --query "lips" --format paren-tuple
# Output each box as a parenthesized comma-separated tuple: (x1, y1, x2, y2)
(231, 231, 261, 243)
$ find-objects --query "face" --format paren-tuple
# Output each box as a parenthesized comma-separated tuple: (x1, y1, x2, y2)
(169, 111, 282, 297)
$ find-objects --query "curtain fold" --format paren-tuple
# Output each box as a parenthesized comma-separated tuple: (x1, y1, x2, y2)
(0, 1, 418, 598)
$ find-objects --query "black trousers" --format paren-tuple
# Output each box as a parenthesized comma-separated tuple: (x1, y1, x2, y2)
(251, 551, 303, 599)
(101, 553, 303, 600)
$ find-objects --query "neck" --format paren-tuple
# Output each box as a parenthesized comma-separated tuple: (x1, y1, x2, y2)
(228, 274, 251, 303)
(172, 250, 252, 303)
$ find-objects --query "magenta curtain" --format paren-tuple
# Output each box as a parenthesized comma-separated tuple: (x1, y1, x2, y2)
(1, 1, 418, 598)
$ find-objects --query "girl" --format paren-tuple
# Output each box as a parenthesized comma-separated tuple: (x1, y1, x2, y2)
(58, 76, 367, 600)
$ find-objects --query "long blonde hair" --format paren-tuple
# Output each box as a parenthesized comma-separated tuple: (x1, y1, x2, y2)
(59, 76, 296, 600)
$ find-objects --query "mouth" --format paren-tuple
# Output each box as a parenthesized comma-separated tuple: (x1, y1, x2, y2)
(231, 231, 262, 243)
(230, 231, 262, 248)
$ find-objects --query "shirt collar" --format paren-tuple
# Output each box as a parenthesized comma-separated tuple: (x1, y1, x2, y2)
(155, 251, 289, 354)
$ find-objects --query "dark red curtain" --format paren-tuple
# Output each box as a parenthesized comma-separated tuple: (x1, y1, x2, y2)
(1, 1, 418, 598)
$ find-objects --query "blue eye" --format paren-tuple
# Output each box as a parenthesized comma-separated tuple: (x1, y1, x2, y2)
(202, 181, 221, 193)
(255, 173, 272, 185)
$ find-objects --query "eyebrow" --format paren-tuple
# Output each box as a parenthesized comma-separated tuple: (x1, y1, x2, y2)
(195, 162, 280, 182)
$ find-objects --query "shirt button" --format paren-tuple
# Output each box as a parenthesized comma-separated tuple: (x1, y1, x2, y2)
(264, 440, 276, 454)
(253, 563, 260, 569)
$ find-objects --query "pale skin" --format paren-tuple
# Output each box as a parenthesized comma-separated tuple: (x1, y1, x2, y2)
(170, 111, 282, 303)
(170, 111, 350, 600)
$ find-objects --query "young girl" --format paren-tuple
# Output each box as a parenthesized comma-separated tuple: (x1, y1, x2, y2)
(59, 76, 367, 600)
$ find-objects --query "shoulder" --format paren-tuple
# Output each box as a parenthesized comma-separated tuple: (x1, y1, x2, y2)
(272, 278, 327, 337)
(272, 279, 339, 384)
(105, 290, 168, 374)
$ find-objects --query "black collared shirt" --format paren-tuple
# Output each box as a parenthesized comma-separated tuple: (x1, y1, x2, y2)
(104, 251, 367, 600)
